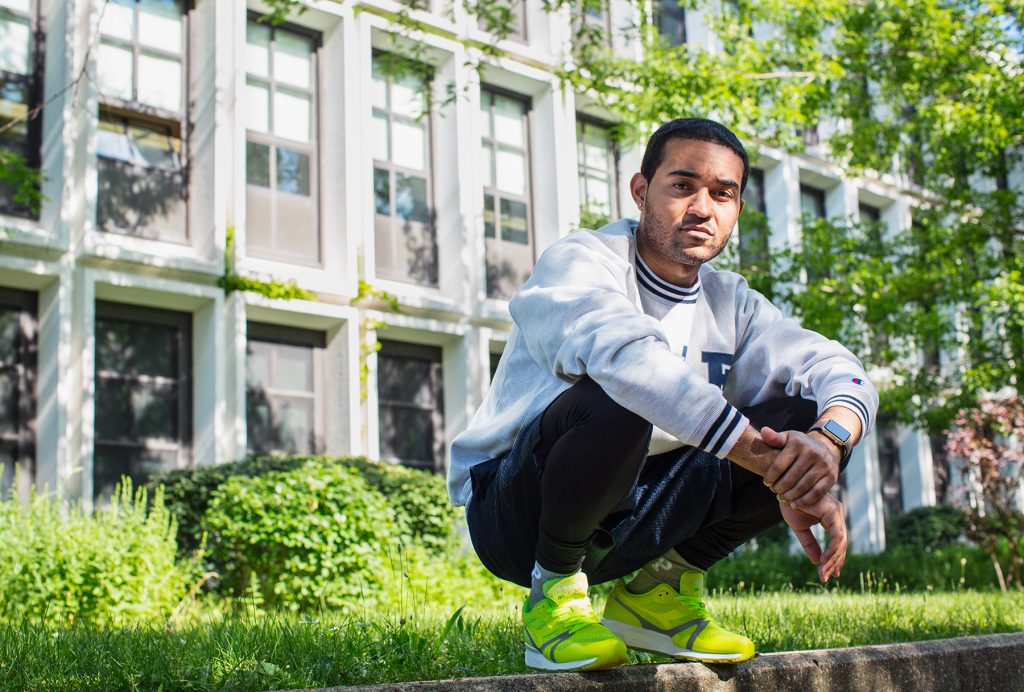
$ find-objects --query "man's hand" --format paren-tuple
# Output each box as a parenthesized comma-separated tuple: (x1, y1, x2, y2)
(779, 493, 847, 582)
(760, 426, 840, 509)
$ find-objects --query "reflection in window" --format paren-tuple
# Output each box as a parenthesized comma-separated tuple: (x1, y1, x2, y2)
(577, 119, 618, 226)
(0, 287, 36, 501)
(799, 184, 826, 219)
(371, 53, 437, 286)
(377, 341, 445, 471)
(246, 323, 324, 456)
(481, 88, 533, 299)
(93, 302, 191, 499)
(0, 0, 43, 217)
(96, 113, 187, 241)
(245, 17, 320, 265)
(653, 0, 686, 46)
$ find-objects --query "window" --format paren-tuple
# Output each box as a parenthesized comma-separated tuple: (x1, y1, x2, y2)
(481, 88, 533, 300)
(489, 350, 502, 382)
(0, 0, 42, 217)
(739, 167, 768, 271)
(0, 287, 36, 499)
(653, 0, 685, 46)
(799, 184, 826, 220)
(577, 118, 618, 226)
(859, 202, 883, 242)
(573, 2, 611, 47)
(95, 0, 189, 241)
(371, 54, 437, 286)
(93, 302, 191, 498)
(377, 341, 444, 471)
(876, 413, 903, 527)
(477, 0, 526, 42)
(246, 323, 324, 455)
(245, 18, 320, 264)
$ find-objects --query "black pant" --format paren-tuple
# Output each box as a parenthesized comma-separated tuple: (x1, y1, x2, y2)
(534, 377, 818, 574)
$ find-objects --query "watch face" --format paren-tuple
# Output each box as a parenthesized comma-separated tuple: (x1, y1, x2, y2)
(823, 419, 851, 444)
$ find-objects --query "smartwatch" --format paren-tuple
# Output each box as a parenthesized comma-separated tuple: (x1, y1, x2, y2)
(809, 419, 853, 471)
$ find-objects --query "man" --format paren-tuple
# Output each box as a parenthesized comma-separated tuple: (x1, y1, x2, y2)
(448, 118, 878, 671)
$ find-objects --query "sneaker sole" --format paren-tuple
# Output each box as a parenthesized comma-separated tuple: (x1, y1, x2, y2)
(601, 619, 753, 663)
(525, 646, 626, 671)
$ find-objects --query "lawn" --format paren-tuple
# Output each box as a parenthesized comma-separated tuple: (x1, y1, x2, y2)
(1, 590, 1021, 691)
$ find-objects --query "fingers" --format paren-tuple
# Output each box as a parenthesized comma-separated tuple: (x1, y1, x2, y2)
(762, 440, 798, 494)
(813, 498, 848, 582)
(760, 426, 787, 449)
(792, 527, 822, 565)
(790, 476, 835, 511)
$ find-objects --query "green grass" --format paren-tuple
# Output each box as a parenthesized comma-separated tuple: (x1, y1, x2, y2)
(0, 591, 1021, 690)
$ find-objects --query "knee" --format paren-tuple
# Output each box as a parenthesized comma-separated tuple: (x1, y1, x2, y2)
(575, 377, 651, 441)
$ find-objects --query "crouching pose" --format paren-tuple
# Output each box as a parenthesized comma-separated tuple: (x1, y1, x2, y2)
(448, 118, 878, 671)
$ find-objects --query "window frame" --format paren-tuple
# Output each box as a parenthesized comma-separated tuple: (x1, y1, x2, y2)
(371, 51, 438, 286)
(376, 340, 445, 472)
(245, 321, 326, 456)
(92, 300, 192, 497)
(94, 0, 192, 241)
(0, 286, 37, 500)
(244, 13, 323, 266)
(576, 115, 620, 223)
(0, 0, 44, 218)
(480, 85, 535, 300)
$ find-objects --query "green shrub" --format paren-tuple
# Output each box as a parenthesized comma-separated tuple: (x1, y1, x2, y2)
(203, 459, 400, 612)
(151, 455, 457, 555)
(0, 482, 198, 625)
(887, 505, 966, 550)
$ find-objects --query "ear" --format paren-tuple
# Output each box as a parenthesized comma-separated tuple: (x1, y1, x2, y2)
(629, 172, 648, 211)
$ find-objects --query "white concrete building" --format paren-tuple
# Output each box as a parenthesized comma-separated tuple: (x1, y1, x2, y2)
(0, 0, 942, 550)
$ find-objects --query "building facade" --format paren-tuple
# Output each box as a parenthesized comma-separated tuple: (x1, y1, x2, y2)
(0, 0, 943, 550)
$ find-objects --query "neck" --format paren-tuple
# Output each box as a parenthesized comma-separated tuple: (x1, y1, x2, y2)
(636, 236, 701, 288)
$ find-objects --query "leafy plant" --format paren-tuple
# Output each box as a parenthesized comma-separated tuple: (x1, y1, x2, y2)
(886, 505, 965, 551)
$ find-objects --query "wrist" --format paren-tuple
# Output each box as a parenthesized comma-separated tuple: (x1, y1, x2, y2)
(808, 430, 843, 466)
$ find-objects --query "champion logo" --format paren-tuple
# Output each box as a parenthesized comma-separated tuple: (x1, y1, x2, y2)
(852, 378, 863, 385)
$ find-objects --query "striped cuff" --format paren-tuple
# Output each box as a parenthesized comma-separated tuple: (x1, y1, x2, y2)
(821, 393, 873, 434)
(697, 404, 748, 458)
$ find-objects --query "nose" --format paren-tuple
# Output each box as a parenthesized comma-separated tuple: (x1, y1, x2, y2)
(687, 187, 713, 219)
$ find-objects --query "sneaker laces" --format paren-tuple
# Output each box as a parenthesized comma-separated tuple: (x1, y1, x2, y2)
(673, 594, 711, 621)
(551, 596, 600, 632)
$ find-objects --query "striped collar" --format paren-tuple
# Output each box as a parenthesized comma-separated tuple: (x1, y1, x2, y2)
(634, 252, 701, 304)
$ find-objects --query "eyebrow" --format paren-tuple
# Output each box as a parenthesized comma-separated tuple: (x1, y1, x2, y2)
(665, 169, 740, 191)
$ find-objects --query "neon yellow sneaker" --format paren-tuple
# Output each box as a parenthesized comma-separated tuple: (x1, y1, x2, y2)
(522, 572, 628, 671)
(601, 570, 755, 663)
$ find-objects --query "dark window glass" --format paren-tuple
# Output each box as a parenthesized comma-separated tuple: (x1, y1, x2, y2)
(93, 302, 191, 499)
(0, 288, 37, 500)
(739, 168, 769, 272)
(654, 0, 686, 46)
(876, 413, 903, 527)
(246, 141, 271, 187)
(799, 184, 826, 219)
(0, 0, 43, 218)
(377, 341, 444, 471)
(245, 324, 324, 456)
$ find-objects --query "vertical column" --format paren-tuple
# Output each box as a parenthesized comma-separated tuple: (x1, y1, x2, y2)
(192, 296, 224, 465)
(34, 273, 70, 493)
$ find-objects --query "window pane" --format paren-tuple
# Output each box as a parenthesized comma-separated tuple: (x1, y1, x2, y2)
(97, 41, 134, 101)
(583, 127, 611, 169)
(483, 193, 495, 238)
(276, 147, 310, 195)
(99, 0, 135, 42)
(0, 15, 30, 74)
(96, 118, 133, 163)
(0, 371, 17, 436)
(378, 355, 433, 404)
(493, 95, 524, 147)
(743, 168, 765, 213)
(273, 89, 311, 142)
(479, 95, 492, 139)
(374, 167, 390, 216)
(245, 21, 271, 79)
(273, 342, 314, 391)
(138, 52, 182, 111)
(0, 0, 32, 13)
(274, 31, 312, 89)
(481, 144, 494, 188)
(246, 340, 270, 389)
(370, 58, 388, 110)
(93, 446, 178, 499)
(391, 74, 425, 119)
(96, 319, 177, 378)
(500, 198, 529, 244)
(131, 123, 179, 170)
(132, 382, 178, 439)
(584, 174, 611, 214)
(372, 112, 389, 162)
(395, 173, 428, 223)
(379, 406, 433, 464)
(495, 148, 526, 195)
(246, 140, 270, 187)
(244, 80, 270, 133)
(138, 0, 184, 54)
(274, 396, 314, 453)
(392, 120, 425, 170)
(800, 187, 825, 219)
(275, 189, 318, 262)
(246, 185, 272, 251)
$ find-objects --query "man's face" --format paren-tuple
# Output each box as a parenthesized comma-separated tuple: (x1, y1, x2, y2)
(631, 138, 745, 275)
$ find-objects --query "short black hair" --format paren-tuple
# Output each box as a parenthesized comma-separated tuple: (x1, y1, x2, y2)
(640, 118, 749, 192)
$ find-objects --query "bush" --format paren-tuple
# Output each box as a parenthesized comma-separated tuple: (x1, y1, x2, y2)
(203, 459, 400, 612)
(887, 505, 966, 550)
(0, 482, 198, 625)
(151, 455, 457, 555)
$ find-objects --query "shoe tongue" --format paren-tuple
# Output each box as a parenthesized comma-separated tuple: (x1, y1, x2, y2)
(678, 570, 705, 598)
(543, 572, 589, 605)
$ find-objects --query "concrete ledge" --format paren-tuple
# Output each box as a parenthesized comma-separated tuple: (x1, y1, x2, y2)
(303, 633, 1024, 692)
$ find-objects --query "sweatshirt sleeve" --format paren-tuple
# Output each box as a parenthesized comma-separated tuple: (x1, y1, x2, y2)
(728, 278, 879, 435)
(508, 234, 749, 458)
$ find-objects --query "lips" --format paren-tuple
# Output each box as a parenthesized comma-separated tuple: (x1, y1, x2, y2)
(681, 225, 714, 237)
